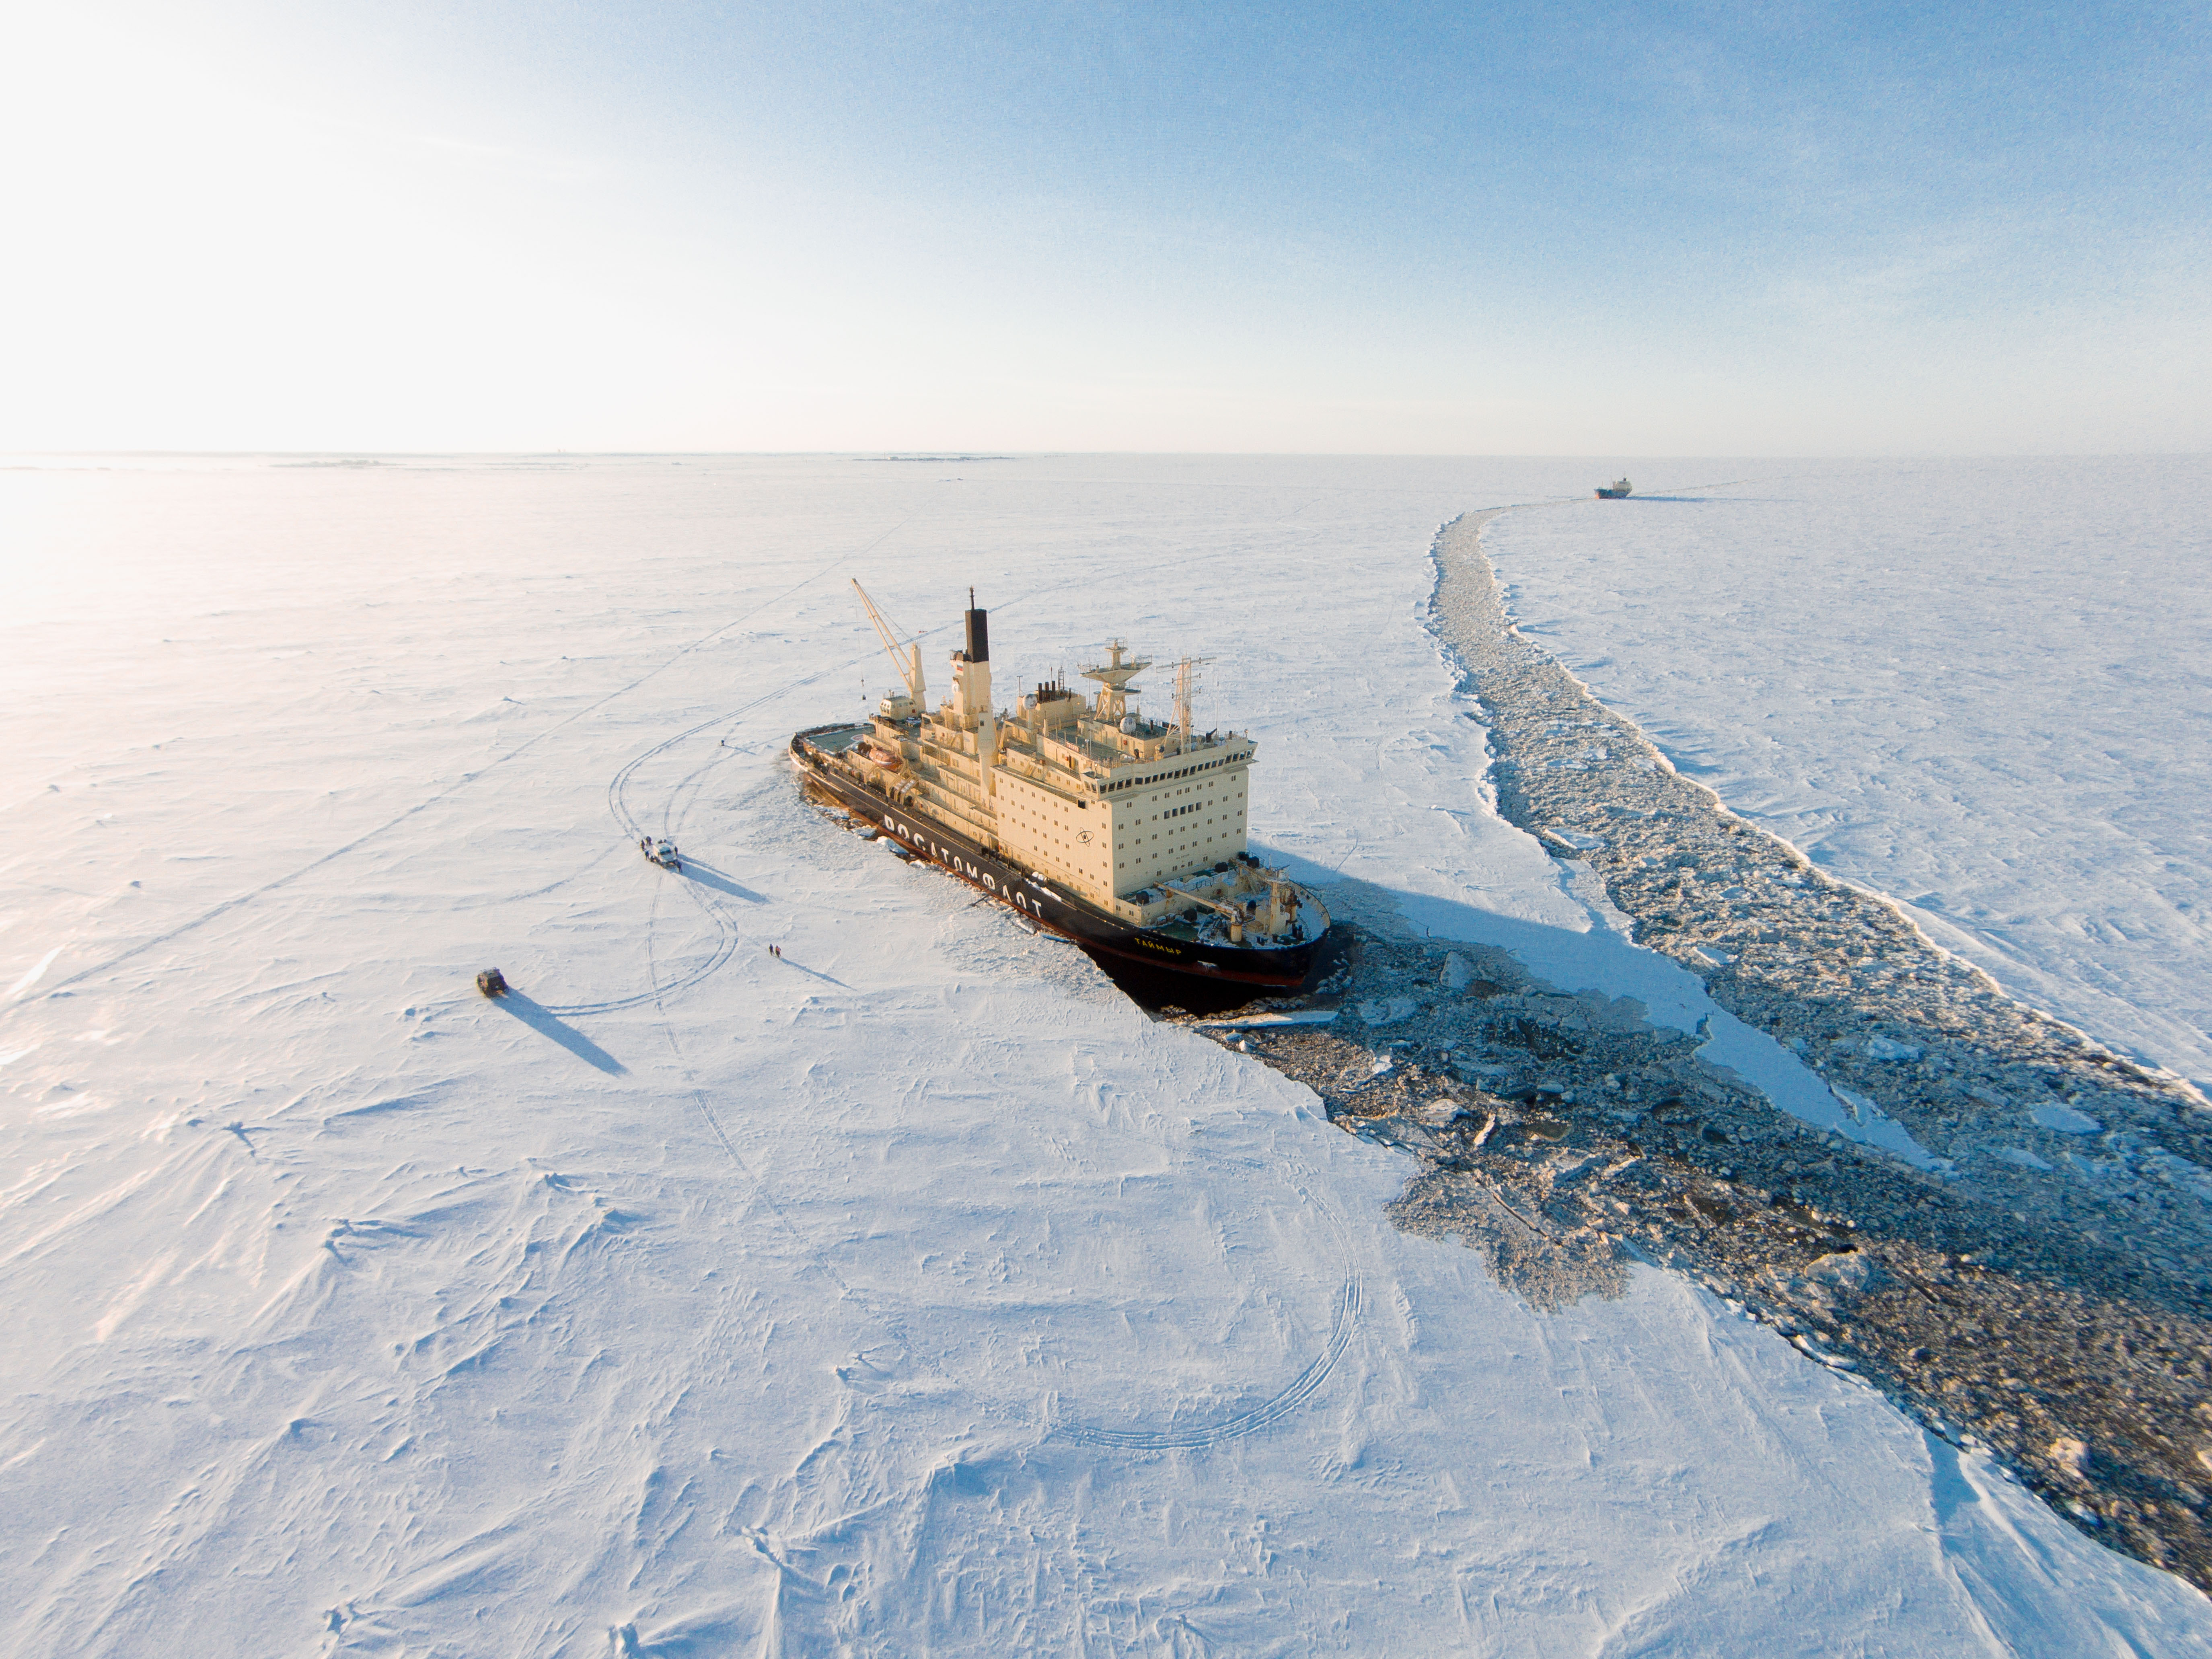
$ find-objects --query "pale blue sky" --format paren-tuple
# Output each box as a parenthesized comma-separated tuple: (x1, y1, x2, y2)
(4, 1, 2205, 451)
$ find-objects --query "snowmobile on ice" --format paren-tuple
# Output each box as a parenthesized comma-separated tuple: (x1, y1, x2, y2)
(641, 836, 683, 872)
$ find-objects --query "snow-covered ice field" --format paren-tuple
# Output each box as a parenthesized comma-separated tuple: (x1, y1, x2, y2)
(4, 454, 2206, 1653)
(1485, 461, 2212, 1096)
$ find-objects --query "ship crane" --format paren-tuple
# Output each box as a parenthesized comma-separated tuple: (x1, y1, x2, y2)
(852, 579, 926, 711)
(1182, 888, 1253, 943)
(1179, 871, 1299, 945)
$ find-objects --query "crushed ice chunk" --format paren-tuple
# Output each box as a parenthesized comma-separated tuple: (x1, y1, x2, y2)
(1356, 997, 1418, 1026)
(2142, 1150, 2212, 1201)
(1831, 1083, 1876, 1122)
(1805, 1252, 1880, 1293)
(1865, 1035, 1923, 1061)
(2030, 1101, 2103, 1135)
(2050, 1437, 2093, 1482)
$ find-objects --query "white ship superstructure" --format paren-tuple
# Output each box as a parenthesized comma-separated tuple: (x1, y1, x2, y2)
(828, 585, 1319, 950)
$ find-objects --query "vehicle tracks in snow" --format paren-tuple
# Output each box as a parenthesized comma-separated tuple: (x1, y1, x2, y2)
(639, 867, 913, 1354)
(1055, 1270, 1363, 1451)
(1057, 1154, 1364, 1451)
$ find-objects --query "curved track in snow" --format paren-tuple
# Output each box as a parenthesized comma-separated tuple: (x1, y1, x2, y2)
(1058, 1151, 1364, 1451)
(1057, 1271, 1363, 1451)
(559, 657, 867, 1017)
(541, 712, 754, 1016)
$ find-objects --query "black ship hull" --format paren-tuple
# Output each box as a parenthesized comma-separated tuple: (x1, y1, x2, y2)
(791, 729, 1324, 989)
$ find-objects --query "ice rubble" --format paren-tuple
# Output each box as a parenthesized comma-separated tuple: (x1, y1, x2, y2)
(1483, 460, 2212, 1096)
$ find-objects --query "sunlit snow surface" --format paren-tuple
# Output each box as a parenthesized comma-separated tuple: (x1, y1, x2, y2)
(3, 455, 2205, 1654)
(1484, 461, 2212, 1094)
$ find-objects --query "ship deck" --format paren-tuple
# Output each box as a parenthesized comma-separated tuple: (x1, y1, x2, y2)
(802, 722, 870, 754)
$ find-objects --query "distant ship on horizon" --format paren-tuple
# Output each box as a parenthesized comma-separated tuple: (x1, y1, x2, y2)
(1595, 478, 1634, 499)
(791, 586, 1329, 988)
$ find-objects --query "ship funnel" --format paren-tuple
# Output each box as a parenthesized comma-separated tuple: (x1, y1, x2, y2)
(964, 596, 989, 663)
(951, 592, 992, 727)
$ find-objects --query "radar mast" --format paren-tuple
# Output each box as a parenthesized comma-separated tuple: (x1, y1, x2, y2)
(1079, 639, 1151, 723)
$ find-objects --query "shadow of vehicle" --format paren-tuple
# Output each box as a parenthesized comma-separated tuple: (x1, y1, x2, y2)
(679, 861, 769, 903)
(492, 991, 628, 1074)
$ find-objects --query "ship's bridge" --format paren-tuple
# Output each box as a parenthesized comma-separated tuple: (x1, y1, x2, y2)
(844, 595, 1268, 924)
